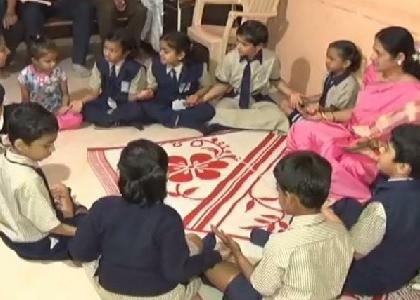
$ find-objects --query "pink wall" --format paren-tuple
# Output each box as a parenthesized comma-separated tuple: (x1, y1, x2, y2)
(268, 0, 420, 95)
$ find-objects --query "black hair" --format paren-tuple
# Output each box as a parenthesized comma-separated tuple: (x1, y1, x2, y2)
(8, 103, 58, 145)
(273, 151, 332, 210)
(236, 20, 269, 46)
(160, 31, 204, 65)
(0, 84, 4, 106)
(390, 124, 420, 179)
(375, 26, 420, 80)
(328, 40, 362, 73)
(104, 28, 137, 59)
(117, 139, 168, 206)
(29, 35, 58, 60)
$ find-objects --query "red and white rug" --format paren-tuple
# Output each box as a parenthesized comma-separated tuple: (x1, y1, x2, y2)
(87, 131, 291, 239)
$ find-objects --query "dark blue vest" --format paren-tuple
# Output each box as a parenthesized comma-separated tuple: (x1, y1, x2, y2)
(96, 57, 143, 104)
(151, 57, 203, 105)
(345, 179, 420, 295)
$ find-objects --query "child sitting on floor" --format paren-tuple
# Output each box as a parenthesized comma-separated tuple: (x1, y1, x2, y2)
(70, 139, 221, 300)
(0, 103, 86, 260)
(204, 151, 353, 300)
(137, 31, 215, 131)
(282, 40, 362, 124)
(324, 123, 420, 298)
(71, 29, 145, 129)
(18, 35, 83, 130)
(201, 20, 296, 134)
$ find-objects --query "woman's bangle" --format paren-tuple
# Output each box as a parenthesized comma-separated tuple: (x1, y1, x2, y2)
(320, 111, 326, 120)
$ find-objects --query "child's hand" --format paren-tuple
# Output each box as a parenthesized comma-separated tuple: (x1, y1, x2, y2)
(321, 200, 343, 224)
(69, 99, 83, 113)
(211, 225, 242, 257)
(136, 89, 154, 101)
(51, 183, 74, 218)
(57, 105, 70, 115)
(186, 94, 200, 107)
(304, 102, 320, 115)
(290, 92, 303, 109)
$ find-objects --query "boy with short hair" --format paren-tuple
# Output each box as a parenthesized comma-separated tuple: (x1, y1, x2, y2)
(201, 20, 299, 134)
(205, 151, 353, 300)
(325, 124, 420, 297)
(0, 103, 86, 260)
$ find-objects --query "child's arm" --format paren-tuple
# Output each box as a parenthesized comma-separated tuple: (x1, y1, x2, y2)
(69, 64, 100, 113)
(3, 0, 18, 29)
(201, 83, 231, 103)
(50, 223, 77, 236)
(58, 79, 70, 114)
(186, 63, 212, 106)
(212, 226, 255, 279)
(323, 201, 386, 259)
(277, 79, 303, 109)
(18, 83, 30, 103)
(133, 63, 156, 101)
(68, 202, 101, 262)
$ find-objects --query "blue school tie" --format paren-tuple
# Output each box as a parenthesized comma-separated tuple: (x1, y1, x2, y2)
(170, 68, 178, 84)
(239, 60, 251, 109)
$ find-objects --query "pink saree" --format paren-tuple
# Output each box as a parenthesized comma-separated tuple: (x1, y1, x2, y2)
(286, 65, 420, 202)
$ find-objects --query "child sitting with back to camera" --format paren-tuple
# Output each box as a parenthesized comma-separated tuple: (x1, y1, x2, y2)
(281, 40, 362, 125)
(203, 151, 353, 300)
(18, 35, 83, 130)
(70, 139, 222, 300)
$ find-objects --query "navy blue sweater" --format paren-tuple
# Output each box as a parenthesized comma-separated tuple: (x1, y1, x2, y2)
(69, 196, 221, 296)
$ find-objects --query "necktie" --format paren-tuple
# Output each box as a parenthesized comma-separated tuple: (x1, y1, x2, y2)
(34, 167, 63, 219)
(239, 60, 251, 109)
(170, 68, 178, 84)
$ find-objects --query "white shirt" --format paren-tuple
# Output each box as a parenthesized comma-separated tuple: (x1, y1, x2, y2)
(0, 150, 60, 242)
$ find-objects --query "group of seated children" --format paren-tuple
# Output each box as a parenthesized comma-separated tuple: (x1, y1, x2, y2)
(1, 101, 420, 300)
(2, 19, 362, 135)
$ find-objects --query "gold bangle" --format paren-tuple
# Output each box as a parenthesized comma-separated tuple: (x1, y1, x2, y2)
(320, 111, 326, 120)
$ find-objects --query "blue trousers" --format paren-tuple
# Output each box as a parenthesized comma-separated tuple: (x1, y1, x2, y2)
(141, 101, 215, 130)
(223, 274, 262, 300)
(21, 0, 93, 65)
(83, 98, 144, 126)
(0, 214, 85, 261)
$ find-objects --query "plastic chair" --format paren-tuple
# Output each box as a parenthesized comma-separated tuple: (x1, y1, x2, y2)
(187, 0, 280, 71)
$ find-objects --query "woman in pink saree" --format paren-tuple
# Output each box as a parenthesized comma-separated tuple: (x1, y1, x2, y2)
(286, 26, 420, 202)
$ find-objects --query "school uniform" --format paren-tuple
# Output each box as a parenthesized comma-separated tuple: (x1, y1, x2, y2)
(319, 72, 359, 110)
(337, 178, 420, 295)
(69, 196, 221, 299)
(0, 150, 83, 260)
(83, 57, 146, 127)
(225, 214, 353, 300)
(141, 58, 215, 130)
(210, 49, 289, 132)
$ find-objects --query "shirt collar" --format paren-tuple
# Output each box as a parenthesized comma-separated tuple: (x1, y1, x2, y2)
(109, 59, 125, 73)
(4, 148, 39, 168)
(288, 213, 325, 230)
(326, 71, 350, 86)
(166, 62, 184, 76)
(240, 50, 263, 64)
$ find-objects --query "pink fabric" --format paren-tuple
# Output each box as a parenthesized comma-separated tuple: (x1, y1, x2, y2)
(287, 66, 420, 202)
(56, 112, 83, 130)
